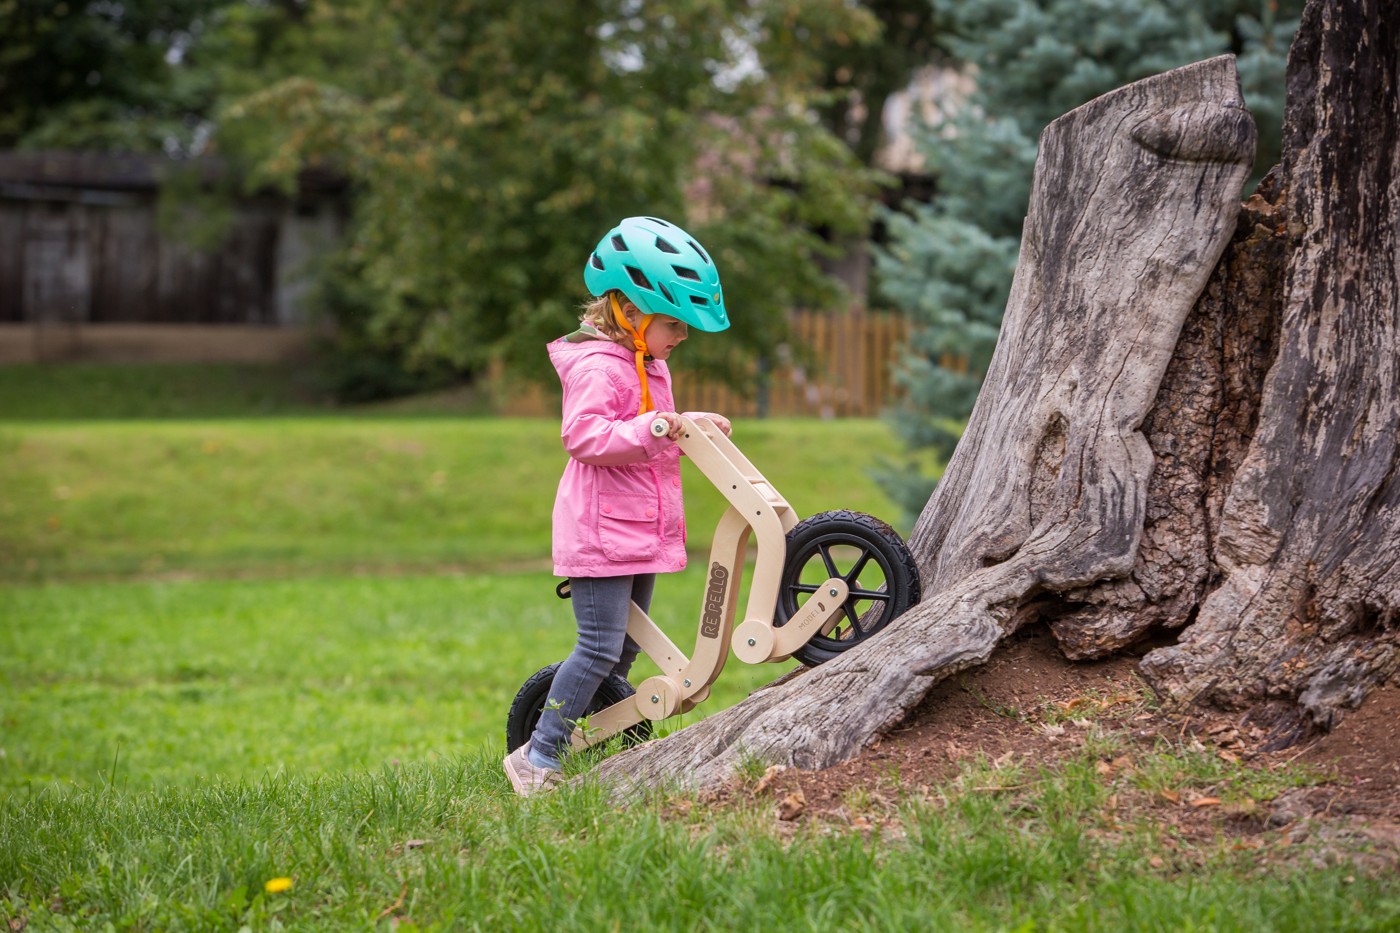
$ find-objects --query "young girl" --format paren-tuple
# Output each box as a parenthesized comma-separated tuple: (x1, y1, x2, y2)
(504, 216, 731, 796)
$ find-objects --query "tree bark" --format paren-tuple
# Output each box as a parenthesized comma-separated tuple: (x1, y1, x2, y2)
(593, 0, 1398, 794)
(1140, 0, 1400, 743)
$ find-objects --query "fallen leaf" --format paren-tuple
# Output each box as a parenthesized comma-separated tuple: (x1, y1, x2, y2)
(849, 816, 873, 831)
(1149, 856, 1165, 869)
(1095, 760, 1114, 776)
(1190, 797, 1222, 808)
(1036, 723, 1066, 737)
(404, 839, 431, 850)
(1159, 790, 1181, 804)
(753, 764, 787, 796)
(1218, 749, 1240, 763)
(777, 789, 806, 821)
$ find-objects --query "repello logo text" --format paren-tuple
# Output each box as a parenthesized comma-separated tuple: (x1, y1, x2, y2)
(701, 563, 729, 638)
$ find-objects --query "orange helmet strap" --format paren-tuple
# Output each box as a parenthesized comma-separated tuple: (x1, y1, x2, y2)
(610, 293, 655, 414)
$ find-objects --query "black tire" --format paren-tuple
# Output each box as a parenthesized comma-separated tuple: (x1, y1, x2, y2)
(505, 662, 654, 753)
(776, 510, 921, 666)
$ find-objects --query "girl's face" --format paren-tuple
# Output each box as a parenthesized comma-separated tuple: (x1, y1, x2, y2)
(643, 315, 689, 360)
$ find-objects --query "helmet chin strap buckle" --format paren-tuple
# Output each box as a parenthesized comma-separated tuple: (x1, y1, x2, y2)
(610, 293, 656, 415)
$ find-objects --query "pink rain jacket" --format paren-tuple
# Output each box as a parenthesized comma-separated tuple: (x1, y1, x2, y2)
(548, 337, 687, 578)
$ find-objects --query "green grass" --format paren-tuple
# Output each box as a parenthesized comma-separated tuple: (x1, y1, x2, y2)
(0, 418, 913, 582)
(3, 364, 1396, 931)
(3, 749, 1395, 931)
(0, 363, 344, 420)
(0, 566, 792, 794)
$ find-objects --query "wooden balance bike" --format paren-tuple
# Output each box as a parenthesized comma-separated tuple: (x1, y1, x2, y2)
(505, 414, 921, 753)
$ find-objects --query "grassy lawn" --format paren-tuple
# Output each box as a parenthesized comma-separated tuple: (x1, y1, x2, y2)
(2, 364, 1395, 931)
(3, 746, 1392, 931)
(0, 566, 791, 794)
(0, 418, 916, 582)
(0, 363, 344, 420)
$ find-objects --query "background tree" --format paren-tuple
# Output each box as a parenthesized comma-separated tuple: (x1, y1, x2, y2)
(0, 0, 222, 152)
(205, 0, 891, 392)
(875, 0, 1302, 519)
(810, 0, 949, 167)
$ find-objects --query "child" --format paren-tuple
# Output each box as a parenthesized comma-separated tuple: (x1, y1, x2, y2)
(504, 216, 732, 796)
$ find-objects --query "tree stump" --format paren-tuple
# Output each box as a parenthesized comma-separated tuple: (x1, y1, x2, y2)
(593, 0, 1397, 794)
(591, 54, 1258, 795)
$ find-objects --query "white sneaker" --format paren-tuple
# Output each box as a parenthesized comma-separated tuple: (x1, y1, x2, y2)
(503, 742, 559, 797)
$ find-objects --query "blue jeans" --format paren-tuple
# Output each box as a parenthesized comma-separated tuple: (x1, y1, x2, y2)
(529, 574, 654, 768)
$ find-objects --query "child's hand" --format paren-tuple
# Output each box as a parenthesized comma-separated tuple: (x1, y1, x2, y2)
(683, 411, 731, 437)
(651, 411, 685, 440)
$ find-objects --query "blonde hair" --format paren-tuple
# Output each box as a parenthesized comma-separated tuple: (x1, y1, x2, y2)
(579, 290, 638, 341)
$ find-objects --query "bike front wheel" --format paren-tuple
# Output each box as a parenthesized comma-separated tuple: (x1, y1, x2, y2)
(776, 510, 921, 666)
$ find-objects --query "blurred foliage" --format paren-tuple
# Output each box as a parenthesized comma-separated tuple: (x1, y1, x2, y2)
(2, 2, 948, 397)
(205, 0, 891, 388)
(874, 0, 1302, 519)
(810, 0, 950, 165)
(0, 0, 222, 152)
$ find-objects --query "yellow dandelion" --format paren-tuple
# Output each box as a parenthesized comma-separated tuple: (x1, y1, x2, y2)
(264, 877, 294, 894)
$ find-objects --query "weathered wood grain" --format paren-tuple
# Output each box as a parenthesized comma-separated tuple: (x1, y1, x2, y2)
(1141, 0, 1400, 741)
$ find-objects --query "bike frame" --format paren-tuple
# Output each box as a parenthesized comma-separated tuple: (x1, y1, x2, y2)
(566, 415, 850, 750)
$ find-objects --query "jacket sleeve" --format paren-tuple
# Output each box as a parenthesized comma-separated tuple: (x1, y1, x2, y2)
(560, 365, 672, 466)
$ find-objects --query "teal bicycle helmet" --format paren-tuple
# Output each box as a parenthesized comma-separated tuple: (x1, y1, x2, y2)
(584, 216, 729, 332)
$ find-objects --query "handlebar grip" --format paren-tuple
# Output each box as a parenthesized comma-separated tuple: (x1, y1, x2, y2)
(650, 418, 670, 437)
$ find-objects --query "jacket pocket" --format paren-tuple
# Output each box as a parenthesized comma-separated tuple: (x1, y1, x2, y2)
(597, 493, 661, 562)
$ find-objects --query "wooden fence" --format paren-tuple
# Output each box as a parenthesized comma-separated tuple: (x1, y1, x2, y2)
(684, 310, 907, 419)
(500, 309, 909, 419)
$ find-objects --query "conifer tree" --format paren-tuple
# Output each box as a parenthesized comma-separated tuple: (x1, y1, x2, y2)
(876, 0, 1300, 517)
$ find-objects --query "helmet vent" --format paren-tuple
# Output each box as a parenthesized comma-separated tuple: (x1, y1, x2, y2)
(687, 240, 711, 265)
(626, 266, 654, 291)
(611, 235, 629, 252)
(655, 237, 680, 254)
(643, 216, 670, 226)
(590, 253, 605, 270)
(657, 282, 674, 304)
(689, 295, 709, 306)
(673, 265, 701, 281)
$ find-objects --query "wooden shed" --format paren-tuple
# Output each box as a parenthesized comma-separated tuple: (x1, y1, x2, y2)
(0, 151, 347, 362)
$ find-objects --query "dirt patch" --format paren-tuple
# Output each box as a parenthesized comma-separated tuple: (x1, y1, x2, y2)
(715, 624, 1400, 868)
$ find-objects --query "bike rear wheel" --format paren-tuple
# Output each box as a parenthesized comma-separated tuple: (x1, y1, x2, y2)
(505, 662, 654, 753)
